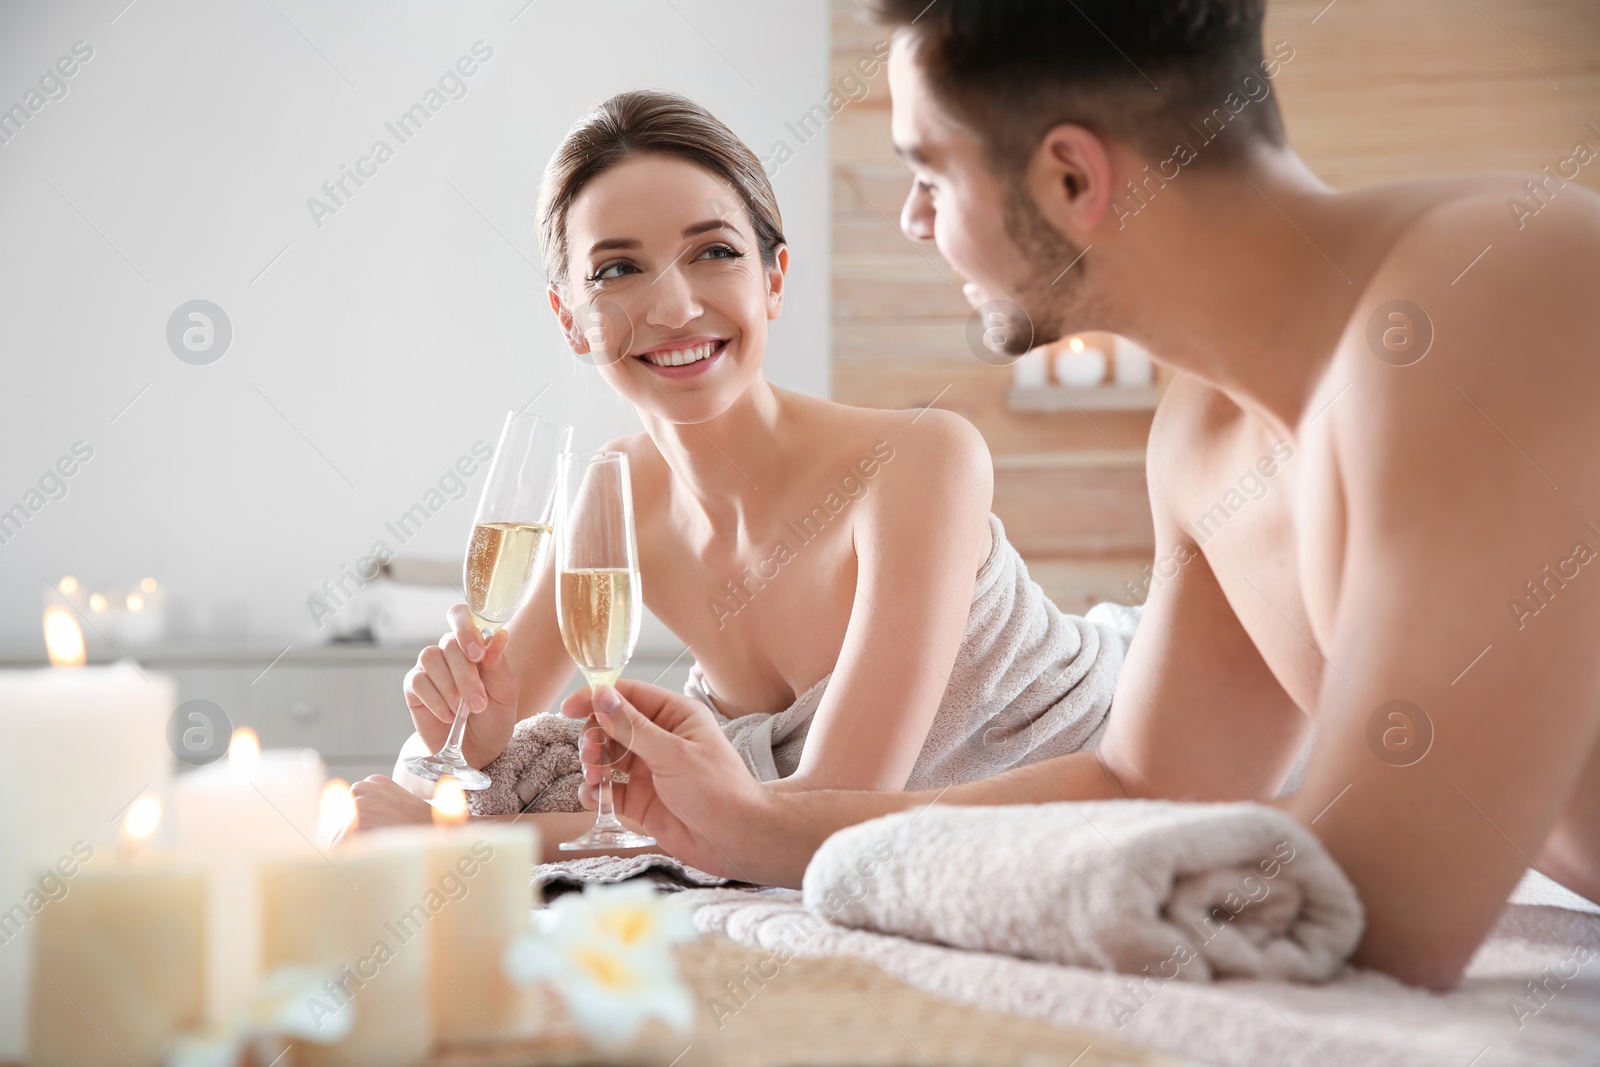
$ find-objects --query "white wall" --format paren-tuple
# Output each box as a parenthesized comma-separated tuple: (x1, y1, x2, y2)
(0, 0, 831, 652)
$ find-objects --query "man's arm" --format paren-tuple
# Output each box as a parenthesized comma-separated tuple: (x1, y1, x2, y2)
(567, 481, 1306, 887)
(1284, 197, 1600, 989)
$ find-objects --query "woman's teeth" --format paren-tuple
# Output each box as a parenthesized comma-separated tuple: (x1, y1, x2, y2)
(642, 341, 718, 367)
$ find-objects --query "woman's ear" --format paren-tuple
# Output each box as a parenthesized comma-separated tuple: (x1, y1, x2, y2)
(548, 286, 587, 354)
(1029, 125, 1115, 239)
(765, 245, 789, 320)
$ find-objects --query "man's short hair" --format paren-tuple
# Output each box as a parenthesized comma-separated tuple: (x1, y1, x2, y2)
(862, 0, 1285, 170)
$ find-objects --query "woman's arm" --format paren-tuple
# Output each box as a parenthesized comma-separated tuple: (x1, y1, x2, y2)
(353, 775, 658, 862)
(775, 411, 995, 792)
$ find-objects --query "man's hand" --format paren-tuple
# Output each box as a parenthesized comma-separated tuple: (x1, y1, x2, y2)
(403, 605, 521, 768)
(560, 680, 772, 881)
(351, 774, 434, 834)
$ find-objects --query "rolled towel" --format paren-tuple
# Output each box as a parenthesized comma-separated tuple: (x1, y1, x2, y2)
(467, 713, 587, 816)
(802, 799, 1364, 983)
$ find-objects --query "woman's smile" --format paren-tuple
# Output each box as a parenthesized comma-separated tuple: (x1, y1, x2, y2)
(634, 336, 730, 379)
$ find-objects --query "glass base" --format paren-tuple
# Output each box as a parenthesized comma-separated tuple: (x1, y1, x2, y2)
(404, 754, 492, 791)
(558, 825, 656, 851)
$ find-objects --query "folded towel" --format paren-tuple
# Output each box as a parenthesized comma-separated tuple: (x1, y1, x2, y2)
(468, 713, 587, 816)
(803, 799, 1364, 983)
(689, 514, 1132, 787)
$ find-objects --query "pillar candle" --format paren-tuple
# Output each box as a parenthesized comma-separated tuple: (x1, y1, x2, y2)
(415, 801, 540, 1045)
(0, 663, 174, 1062)
(27, 800, 206, 1067)
(170, 729, 325, 1023)
(259, 831, 433, 1066)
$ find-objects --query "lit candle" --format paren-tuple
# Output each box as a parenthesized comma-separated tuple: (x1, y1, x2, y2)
(27, 795, 206, 1067)
(170, 727, 326, 1024)
(40, 608, 84, 668)
(0, 610, 174, 1062)
(1054, 335, 1108, 388)
(1114, 335, 1155, 387)
(1011, 349, 1050, 389)
(318, 777, 357, 848)
(424, 781, 540, 1045)
(260, 831, 434, 1065)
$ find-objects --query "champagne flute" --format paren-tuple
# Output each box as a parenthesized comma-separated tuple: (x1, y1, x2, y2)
(556, 451, 655, 850)
(405, 411, 571, 790)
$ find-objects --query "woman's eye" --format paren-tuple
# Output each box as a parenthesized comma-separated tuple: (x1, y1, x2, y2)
(697, 243, 744, 262)
(590, 261, 637, 283)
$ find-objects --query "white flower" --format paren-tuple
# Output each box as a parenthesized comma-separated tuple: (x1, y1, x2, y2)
(505, 882, 699, 1047)
(556, 881, 699, 953)
(166, 964, 353, 1067)
(245, 964, 356, 1044)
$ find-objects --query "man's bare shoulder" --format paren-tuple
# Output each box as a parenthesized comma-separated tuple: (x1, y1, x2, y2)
(1328, 178, 1600, 495)
(1147, 371, 1251, 523)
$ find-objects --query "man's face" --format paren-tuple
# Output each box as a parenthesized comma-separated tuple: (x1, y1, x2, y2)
(888, 35, 1086, 357)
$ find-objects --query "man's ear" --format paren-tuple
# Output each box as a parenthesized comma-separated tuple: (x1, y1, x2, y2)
(548, 287, 587, 353)
(765, 244, 790, 320)
(1028, 124, 1115, 237)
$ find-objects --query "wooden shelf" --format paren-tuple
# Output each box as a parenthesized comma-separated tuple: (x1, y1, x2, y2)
(1006, 385, 1162, 413)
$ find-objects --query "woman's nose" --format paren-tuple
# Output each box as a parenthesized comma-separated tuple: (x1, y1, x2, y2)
(644, 260, 703, 329)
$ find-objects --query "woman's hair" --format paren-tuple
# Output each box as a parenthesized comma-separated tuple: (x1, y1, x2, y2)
(537, 90, 786, 292)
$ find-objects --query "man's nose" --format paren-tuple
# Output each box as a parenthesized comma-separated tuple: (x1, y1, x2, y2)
(900, 185, 934, 242)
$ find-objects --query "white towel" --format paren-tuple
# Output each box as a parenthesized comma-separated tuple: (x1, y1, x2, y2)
(474, 514, 1135, 813)
(689, 514, 1132, 788)
(803, 799, 1365, 983)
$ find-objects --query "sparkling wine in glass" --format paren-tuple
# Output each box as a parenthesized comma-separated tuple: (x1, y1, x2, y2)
(556, 451, 654, 850)
(405, 411, 571, 790)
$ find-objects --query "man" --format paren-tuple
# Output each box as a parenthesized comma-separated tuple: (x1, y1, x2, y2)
(562, 0, 1600, 990)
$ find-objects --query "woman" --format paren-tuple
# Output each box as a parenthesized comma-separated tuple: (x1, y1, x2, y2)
(352, 91, 1129, 848)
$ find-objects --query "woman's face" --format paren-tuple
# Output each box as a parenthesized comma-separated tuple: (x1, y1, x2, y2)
(552, 153, 787, 425)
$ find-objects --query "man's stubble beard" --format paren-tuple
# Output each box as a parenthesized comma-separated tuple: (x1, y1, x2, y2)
(995, 178, 1086, 357)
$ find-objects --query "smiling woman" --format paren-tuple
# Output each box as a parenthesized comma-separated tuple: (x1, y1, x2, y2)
(352, 91, 1133, 859)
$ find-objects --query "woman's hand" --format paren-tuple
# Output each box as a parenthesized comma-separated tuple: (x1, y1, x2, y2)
(351, 774, 434, 833)
(404, 604, 522, 769)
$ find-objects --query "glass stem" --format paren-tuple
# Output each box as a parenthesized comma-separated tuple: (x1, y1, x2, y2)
(593, 773, 624, 831)
(588, 679, 626, 830)
(436, 625, 493, 765)
(438, 700, 470, 764)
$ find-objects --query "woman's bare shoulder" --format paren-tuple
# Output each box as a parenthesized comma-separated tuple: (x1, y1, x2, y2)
(597, 431, 664, 475)
(788, 395, 994, 549)
(786, 390, 992, 474)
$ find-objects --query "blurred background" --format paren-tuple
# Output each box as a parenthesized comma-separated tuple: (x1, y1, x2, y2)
(3, 0, 1598, 779)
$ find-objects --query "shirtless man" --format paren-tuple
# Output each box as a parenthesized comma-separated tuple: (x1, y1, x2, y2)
(560, 0, 1600, 989)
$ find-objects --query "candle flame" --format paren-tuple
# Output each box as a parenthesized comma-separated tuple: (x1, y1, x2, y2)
(140, 577, 157, 593)
(1069, 336, 1085, 353)
(89, 593, 107, 613)
(318, 779, 356, 844)
(43, 607, 86, 668)
(58, 576, 79, 595)
(126, 593, 145, 613)
(432, 777, 468, 826)
(122, 794, 163, 845)
(229, 728, 262, 778)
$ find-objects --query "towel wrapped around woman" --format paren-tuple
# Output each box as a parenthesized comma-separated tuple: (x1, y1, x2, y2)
(469, 515, 1138, 816)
